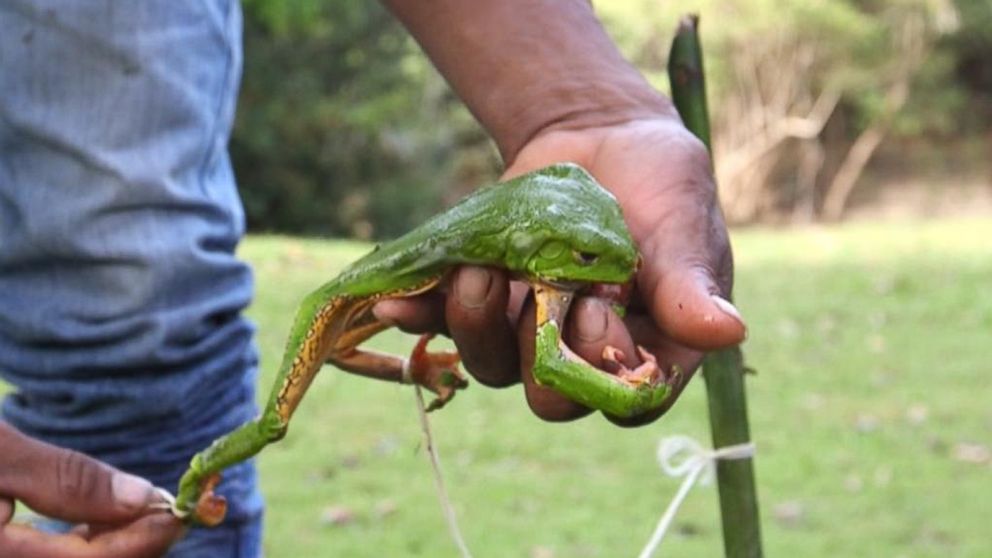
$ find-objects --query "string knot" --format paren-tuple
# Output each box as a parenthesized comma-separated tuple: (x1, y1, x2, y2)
(656, 435, 755, 486)
(639, 435, 756, 558)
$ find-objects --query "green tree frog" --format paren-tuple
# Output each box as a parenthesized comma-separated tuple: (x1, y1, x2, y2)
(173, 163, 678, 525)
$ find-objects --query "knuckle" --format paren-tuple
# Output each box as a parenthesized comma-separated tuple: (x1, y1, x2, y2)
(607, 406, 668, 427)
(524, 385, 590, 421)
(707, 207, 734, 295)
(529, 401, 589, 422)
(685, 138, 714, 175)
(468, 367, 518, 388)
(675, 136, 718, 201)
(56, 449, 101, 501)
(715, 244, 735, 295)
(459, 344, 518, 388)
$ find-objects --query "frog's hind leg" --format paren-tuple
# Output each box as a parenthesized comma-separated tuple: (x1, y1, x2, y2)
(174, 289, 352, 525)
(174, 280, 465, 524)
(326, 307, 468, 411)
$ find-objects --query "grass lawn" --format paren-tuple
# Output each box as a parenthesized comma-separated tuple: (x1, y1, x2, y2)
(4, 219, 991, 557)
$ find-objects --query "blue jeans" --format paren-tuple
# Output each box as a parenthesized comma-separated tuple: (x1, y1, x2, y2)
(168, 515, 264, 558)
(0, 1, 263, 555)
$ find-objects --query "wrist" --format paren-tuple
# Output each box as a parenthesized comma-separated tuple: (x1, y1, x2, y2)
(500, 77, 677, 165)
(384, 0, 679, 164)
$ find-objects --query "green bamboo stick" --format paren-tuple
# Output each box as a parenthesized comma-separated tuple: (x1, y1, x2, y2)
(667, 15, 764, 558)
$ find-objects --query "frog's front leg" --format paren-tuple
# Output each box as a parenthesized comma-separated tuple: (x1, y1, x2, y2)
(530, 282, 678, 418)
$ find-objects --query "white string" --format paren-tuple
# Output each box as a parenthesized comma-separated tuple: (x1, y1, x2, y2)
(638, 436, 756, 558)
(414, 385, 474, 558)
(149, 487, 184, 516)
(410, 393, 752, 558)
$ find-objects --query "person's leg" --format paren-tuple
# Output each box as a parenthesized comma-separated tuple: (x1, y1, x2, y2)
(167, 513, 264, 558)
(166, 461, 264, 558)
(0, 1, 262, 553)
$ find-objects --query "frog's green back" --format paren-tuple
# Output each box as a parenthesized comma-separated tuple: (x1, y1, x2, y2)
(318, 163, 637, 298)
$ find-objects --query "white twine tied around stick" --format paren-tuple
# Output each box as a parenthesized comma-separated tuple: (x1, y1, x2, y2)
(638, 435, 756, 558)
(412, 378, 754, 558)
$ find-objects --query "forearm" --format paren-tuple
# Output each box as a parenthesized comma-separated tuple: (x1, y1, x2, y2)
(382, 0, 676, 163)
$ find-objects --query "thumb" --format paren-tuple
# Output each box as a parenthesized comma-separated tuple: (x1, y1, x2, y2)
(647, 263, 746, 351)
(0, 422, 162, 525)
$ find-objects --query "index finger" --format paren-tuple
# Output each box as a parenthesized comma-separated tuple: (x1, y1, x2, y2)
(0, 423, 163, 525)
(0, 513, 183, 558)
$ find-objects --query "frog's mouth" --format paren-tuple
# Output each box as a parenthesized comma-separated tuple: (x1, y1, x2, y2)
(532, 280, 607, 371)
(533, 280, 579, 330)
(532, 281, 589, 370)
(532, 278, 668, 399)
(532, 270, 636, 327)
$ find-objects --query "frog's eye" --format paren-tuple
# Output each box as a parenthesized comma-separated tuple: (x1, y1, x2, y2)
(573, 250, 599, 265)
(538, 240, 567, 259)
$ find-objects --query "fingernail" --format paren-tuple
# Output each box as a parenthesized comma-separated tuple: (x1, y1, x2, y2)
(574, 298, 609, 342)
(711, 295, 746, 328)
(456, 267, 492, 309)
(112, 472, 153, 511)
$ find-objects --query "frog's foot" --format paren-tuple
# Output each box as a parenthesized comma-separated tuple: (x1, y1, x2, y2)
(407, 333, 468, 412)
(602, 345, 664, 387)
(192, 473, 228, 527)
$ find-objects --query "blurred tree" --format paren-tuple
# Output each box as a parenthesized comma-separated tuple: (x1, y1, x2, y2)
(942, 0, 992, 129)
(230, 0, 988, 234)
(597, 0, 984, 222)
(232, 0, 493, 239)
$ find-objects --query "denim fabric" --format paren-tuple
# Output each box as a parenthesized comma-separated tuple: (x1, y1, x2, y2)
(0, 0, 263, 551)
(167, 512, 264, 558)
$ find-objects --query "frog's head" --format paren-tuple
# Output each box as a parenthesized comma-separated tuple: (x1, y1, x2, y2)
(509, 163, 639, 285)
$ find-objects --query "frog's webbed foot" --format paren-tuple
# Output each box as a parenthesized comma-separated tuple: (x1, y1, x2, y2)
(602, 345, 683, 388)
(169, 470, 227, 526)
(602, 345, 660, 387)
(407, 333, 468, 412)
(193, 473, 228, 527)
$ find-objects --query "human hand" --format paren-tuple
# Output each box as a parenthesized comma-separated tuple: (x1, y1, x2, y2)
(380, 0, 744, 424)
(375, 114, 745, 425)
(0, 421, 183, 558)
(505, 116, 745, 424)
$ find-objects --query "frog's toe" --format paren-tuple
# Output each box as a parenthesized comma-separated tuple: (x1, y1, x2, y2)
(425, 368, 467, 412)
(193, 473, 228, 527)
(409, 337, 468, 412)
(425, 392, 451, 413)
(442, 361, 469, 390)
(603, 344, 662, 388)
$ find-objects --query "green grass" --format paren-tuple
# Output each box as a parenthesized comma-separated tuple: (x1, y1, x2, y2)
(5, 219, 991, 557)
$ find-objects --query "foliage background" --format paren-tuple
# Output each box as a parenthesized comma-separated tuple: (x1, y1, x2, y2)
(242, 222, 990, 557)
(233, 0, 990, 238)
(1, 2, 989, 555)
